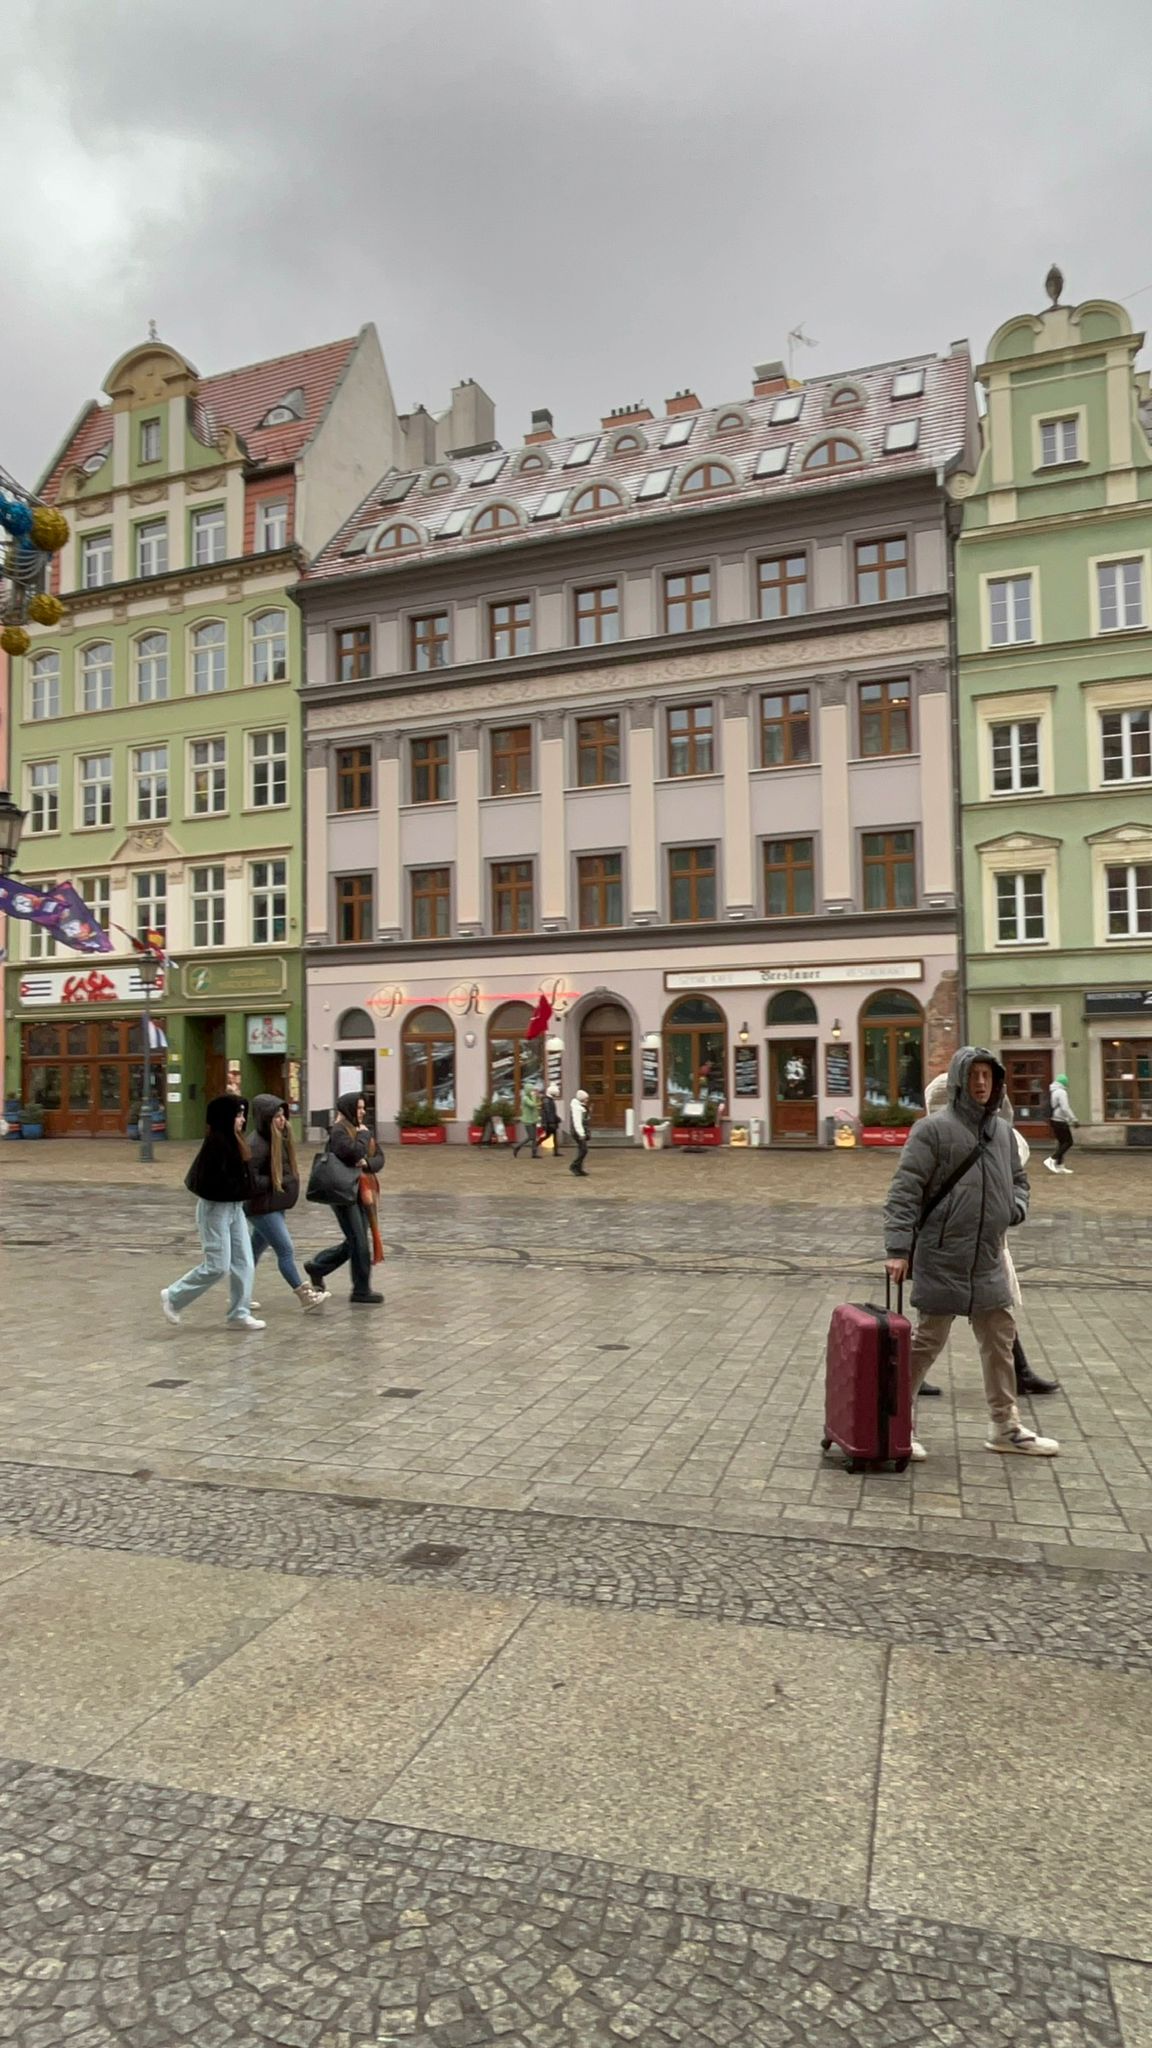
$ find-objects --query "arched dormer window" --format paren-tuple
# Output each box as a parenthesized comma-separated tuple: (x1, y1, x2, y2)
(714, 410, 747, 433)
(259, 388, 305, 427)
(802, 438, 861, 472)
(680, 462, 735, 495)
(609, 430, 645, 455)
(426, 469, 456, 491)
(472, 503, 519, 534)
(570, 482, 624, 515)
(372, 521, 421, 551)
(517, 450, 550, 473)
(828, 384, 863, 410)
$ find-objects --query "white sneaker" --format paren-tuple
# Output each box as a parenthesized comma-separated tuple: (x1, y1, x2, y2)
(1059, 1165, 1074, 1174)
(910, 1437, 927, 1462)
(160, 1287, 180, 1326)
(1044, 1156, 1059, 1173)
(986, 1424, 1058, 1456)
(228, 1313, 266, 1331)
(250, 1300, 261, 1311)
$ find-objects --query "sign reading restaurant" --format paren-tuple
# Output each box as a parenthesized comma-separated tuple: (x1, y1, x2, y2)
(18, 963, 167, 1007)
(663, 961, 923, 992)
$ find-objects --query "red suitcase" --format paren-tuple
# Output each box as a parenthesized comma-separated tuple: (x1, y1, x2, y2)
(821, 1281, 913, 1473)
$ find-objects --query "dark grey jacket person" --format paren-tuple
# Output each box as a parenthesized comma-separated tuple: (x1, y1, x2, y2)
(884, 1046, 1029, 1318)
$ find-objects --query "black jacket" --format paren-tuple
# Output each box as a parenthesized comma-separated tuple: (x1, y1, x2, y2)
(185, 1095, 253, 1204)
(540, 1094, 561, 1136)
(329, 1106, 384, 1175)
(245, 1093, 299, 1217)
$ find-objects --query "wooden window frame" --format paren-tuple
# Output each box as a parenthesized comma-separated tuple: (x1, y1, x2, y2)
(680, 463, 734, 495)
(667, 844, 717, 924)
(575, 713, 622, 787)
(763, 837, 815, 917)
(336, 745, 374, 812)
(859, 678, 912, 758)
(662, 567, 712, 633)
(666, 701, 715, 778)
(573, 583, 621, 646)
(488, 597, 533, 659)
(854, 534, 909, 604)
(410, 866, 452, 940)
(491, 859, 535, 934)
(410, 733, 450, 805)
(757, 553, 809, 620)
(490, 723, 533, 796)
(335, 625, 372, 682)
(760, 688, 812, 768)
(410, 611, 451, 671)
(862, 830, 917, 912)
(335, 872, 375, 946)
(571, 483, 623, 515)
(577, 852, 624, 929)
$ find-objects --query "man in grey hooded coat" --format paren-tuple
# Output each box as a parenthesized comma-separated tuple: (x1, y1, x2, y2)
(884, 1046, 1059, 1458)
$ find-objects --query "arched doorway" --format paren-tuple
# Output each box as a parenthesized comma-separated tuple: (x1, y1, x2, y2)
(401, 1007, 456, 1113)
(663, 996, 727, 1112)
(861, 989, 924, 1111)
(766, 989, 819, 1144)
(580, 1002, 633, 1128)
(334, 1007, 376, 1126)
(487, 1002, 543, 1113)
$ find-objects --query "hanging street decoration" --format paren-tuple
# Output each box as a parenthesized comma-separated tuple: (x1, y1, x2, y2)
(0, 464, 70, 655)
(0, 876, 113, 955)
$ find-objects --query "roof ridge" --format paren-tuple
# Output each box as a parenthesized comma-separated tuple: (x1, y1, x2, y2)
(200, 334, 359, 389)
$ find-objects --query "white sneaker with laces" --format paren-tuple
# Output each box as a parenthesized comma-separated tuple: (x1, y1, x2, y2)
(1059, 1165, 1074, 1174)
(986, 1424, 1058, 1456)
(160, 1288, 180, 1326)
(1044, 1156, 1059, 1173)
(910, 1437, 927, 1462)
(228, 1313, 266, 1331)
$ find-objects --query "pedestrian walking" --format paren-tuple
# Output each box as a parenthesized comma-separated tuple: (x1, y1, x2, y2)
(304, 1093, 385, 1306)
(161, 1095, 264, 1330)
(1046, 1073, 1078, 1174)
(513, 1078, 541, 1158)
(884, 1046, 1058, 1460)
(569, 1087, 591, 1176)
(540, 1081, 563, 1156)
(245, 1095, 328, 1311)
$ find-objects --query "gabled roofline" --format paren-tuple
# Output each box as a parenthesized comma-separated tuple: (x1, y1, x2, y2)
(36, 399, 101, 497)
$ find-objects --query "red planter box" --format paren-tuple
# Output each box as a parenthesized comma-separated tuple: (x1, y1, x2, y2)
(399, 1125, 447, 1145)
(467, 1125, 484, 1146)
(860, 1127, 912, 1147)
(670, 1124, 723, 1148)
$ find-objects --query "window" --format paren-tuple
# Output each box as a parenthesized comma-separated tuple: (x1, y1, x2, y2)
(191, 506, 226, 565)
(136, 520, 168, 578)
(190, 737, 227, 815)
(668, 845, 717, 922)
(436, 507, 469, 538)
(373, 522, 420, 551)
(861, 989, 924, 1110)
(576, 713, 621, 787)
(829, 385, 861, 409)
(191, 621, 226, 694)
(487, 1002, 543, 1114)
(488, 598, 532, 658)
(190, 865, 225, 949)
(758, 553, 808, 619)
(250, 859, 287, 945)
(411, 866, 451, 939)
(1097, 559, 1145, 633)
(1103, 1041, 1152, 1122)
(472, 454, 508, 486)
(764, 837, 814, 916)
(996, 872, 1046, 944)
(1031, 1012, 1054, 1039)
(680, 463, 734, 494)
(492, 860, 534, 933)
(79, 754, 112, 829)
(133, 745, 169, 823)
(250, 609, 287, 685)
(999, 1012, 1023, 1040)
(715, 411, 745, 432)
(1107, 863, 1152, 938)
(884, 420, 920, 454)
(571, 483, 623, 515)
(335, 625, 372, 681)
(663, 567, 712, 632)
(859, 678, 911, 756)
(761, 688, 812, 768)
(637, 467, 675, 501)
(28, 763, 59, 835)
(661, 418, 695, 448)
(81, 874, 110, 934)
(992, 718, 1041, 793)
(411, 612, 450, 671)
(855, 535, 908, 604)
(336, 746, 373, 811)
(667, 702, 715, 777)
(491, 724, 532, 795)
(802, 439, 860, 470)
(26, 883, 58, 957)
(134, 870, 167, 941)
(988, 574, 1034, 646)
(80, 642, 113, 713)
(574, 583, 620, 645)
(139, 418, 161, 463)
(1039, 416, 1079, 466)
(891, 369, 926, 400)
(663, 995, 727, 1111)
(30, 652, 60, 721)
(257, 499, 288, 551)
(1102, 708, 1152, 783)
(135, 632, 169, 703)
(402, 1008, 456, 1113)
(611, 432, 643, 454)
(563, 437, 599, 467)
(754, 445, 792, 479)
(81, 532, 113, 589)
(578, 852, 623, 929)
(517, 453, 546, 474)
(250, 729, 288, 809)
(771, 392, 805, 424)
(411, 734, 449, 804)
(260, 396, 302, 426)
(863, 831, 916, 910)
(472, 504, 518, 533)
(335, 874, 374, 944)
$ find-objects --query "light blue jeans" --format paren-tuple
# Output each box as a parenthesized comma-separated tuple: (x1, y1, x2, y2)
(249, 1209, 304, 1290)
(167, 1200, 254, 1322)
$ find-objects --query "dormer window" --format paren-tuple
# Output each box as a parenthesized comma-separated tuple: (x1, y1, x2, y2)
(372, 522, 421, 551)
(139, 418, 161, 464)
(82, 446, 111, 475)
(571, 483, 624, 515)
(610, 431, 645, 455)
(828, 385, 862, 411)
(259, 389, 305, 427)
(714, 411, 746, 433)
(472, 503, 519, 534)
(426, 469, 456, 490)
(802, 438, 861, 472)
(680, 462, 735, 495)
(518, 452, 548, 473)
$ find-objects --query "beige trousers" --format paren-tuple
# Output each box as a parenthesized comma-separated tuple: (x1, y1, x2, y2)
(911, 1310, 1019, 1431)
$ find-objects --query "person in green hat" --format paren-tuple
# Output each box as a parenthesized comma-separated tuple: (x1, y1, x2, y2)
(1046, 1073, 1078, 1174)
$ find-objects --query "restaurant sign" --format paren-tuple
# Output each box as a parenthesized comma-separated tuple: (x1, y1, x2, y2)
(664, 961, 922, 992)
(18, 964, 166, 1008)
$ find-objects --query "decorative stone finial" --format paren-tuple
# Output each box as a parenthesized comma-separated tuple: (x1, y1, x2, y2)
(148, 318, 158, 341)
(1045, 265, 1064, 309)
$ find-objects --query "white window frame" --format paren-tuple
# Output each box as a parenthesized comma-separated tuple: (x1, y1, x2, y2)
(80, 531, 113, 590)
(1088, 826, 1152, 944)
(27, 761, 59, 836)
(1100, 705, 1152, 786)
(188, 736, 228, 817)
(249, 609, 288, 686)
(139, 417, 161, 464)
(78, 752, 113, 830)
(1105, 862, 1152, 941)
(190, 620, 227, 695)
(995, 870, 1047, 946)
(136, 519, 168, 579)
(134, 631, 169, 704)
(134, 869, 167, 941)
(79, 642, 114, 714)
(1084, 677, 1152, 792)
(29, 651, 61, 721)
(78, 874, 111, 945)
(248, 728, 288, 809)
(249, 858, 288, 946)
(190, 505, 227, 566)
(981, 569, 1038, 649)
(132, 744, 169, 824)
(989, 716, 1042, 796)
(1033, 409, 1085, 470)
(1091, 552, 1148, 636)
(190, 864, 226, 949)
(257, 499, 289, 551)
(979, 836, 1059, 952)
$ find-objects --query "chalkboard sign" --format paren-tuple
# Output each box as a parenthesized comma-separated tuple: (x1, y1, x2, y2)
(825, 1043, 852, 1097)
(733, 1044, 760, 1097)
(641, 1043, 660, 1098)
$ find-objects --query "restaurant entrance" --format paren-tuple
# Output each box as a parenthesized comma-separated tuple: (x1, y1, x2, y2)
(21, 1017, 166, 1138)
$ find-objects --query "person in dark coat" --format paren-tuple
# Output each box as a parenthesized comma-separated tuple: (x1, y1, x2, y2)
(162, 1095, 263, 1329)
(884, 1046, 1058, 1460)
(540, 1082, 563, 1156)
(305, 1092, 385, 1306)
(245, 1094, 327, 1311)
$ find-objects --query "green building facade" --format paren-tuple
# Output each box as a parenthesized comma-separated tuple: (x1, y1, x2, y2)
(953, 283, 1152, 1141)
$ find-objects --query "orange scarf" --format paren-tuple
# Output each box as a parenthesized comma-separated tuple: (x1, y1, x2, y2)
(359, 1171, 384, 1264)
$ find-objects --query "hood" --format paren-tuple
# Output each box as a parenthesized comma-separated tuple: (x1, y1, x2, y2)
(947, 1045, 1006, 1128)
(575, 1089, 590, 1103)
(336, 1091, 362, 1121)
(546, 1083, 561, 1098)
(205, 1093, 247, 1134)
(924, 1072, 950, 1116)
(251, 1093, 287, 1136)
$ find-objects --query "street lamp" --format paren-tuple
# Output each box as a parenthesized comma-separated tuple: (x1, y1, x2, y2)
(137, 950, 163, 1162)
(0, 790, 26, 876)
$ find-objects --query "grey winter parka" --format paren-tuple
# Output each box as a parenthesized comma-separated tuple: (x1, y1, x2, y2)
(884, 1046, 1029, 1317)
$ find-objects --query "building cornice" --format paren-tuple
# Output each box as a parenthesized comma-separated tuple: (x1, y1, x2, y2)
(54, 546, 304, 622)
(956, 497, 1152, 545)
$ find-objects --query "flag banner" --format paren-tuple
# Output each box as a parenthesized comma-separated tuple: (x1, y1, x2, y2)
(525, 993, 554, 1041)
(115, 924, 166, 959)
(0, 876, 113, 954)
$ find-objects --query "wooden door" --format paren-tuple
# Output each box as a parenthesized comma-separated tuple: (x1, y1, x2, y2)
(770, 1039, 818, 1143)
(581, 1032, 633, 1128)
(204, 1018, 228, 1102)
(1002, 1049, 1052, 1136)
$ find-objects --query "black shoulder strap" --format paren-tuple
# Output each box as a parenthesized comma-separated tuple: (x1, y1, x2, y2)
(920, 1139, 984, 1227)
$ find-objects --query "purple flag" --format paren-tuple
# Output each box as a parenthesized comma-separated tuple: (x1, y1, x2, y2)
(0, 876, 113, 954)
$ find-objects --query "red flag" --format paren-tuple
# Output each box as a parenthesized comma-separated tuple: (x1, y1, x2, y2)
(525, 993, 553, 1041)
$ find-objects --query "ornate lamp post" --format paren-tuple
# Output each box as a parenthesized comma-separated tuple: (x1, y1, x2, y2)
(0, 790, 26, 876)
(137, 950, 163, 1162)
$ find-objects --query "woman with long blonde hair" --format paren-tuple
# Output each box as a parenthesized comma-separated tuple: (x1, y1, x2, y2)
(245, 1094, 328, 1310)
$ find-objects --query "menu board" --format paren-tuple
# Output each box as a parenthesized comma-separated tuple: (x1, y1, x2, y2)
(733, 1044, 760, 1097)
(824, 1043, 853, 1097)
(641, 1043, 660, 1098)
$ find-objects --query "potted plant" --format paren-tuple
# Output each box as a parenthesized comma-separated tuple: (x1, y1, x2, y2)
(468, 1097, 513, 1144)
(397, 1099, 448, 1144)
(3, 1097, 22, 1139)
(669, 1102, 724, 1148)
(859, 1103, 921, 1148)
(20, 1102, 45, 1140)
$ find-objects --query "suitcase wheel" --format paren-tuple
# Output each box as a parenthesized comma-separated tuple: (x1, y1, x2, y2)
(893, 1456, 910, 1474)
(820, 1436, 832, 1453)
(845, 1458, 860, 1474)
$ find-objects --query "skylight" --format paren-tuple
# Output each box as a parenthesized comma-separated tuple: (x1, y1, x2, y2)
(533, 490, 569, 520)
(435, 507, 469, 537)
(563, 437, 599, 468)
(884, 419, 921, 453)
(770, 392, 805, 425)
(754, 445, 791, 478)
(891, 368, 926, 400)
(636, 466, 675, 500)
(379, 474, 417, 504)
(342, 530, 371, 555)
(471, 454, 508, 486)
(661, 417, 695, 448)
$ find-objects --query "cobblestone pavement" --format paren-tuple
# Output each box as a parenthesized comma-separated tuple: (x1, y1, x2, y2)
(2, 1461, 1151, 1674)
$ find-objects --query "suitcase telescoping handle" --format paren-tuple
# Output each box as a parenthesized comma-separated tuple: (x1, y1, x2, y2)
(886, 1273, 904, 1316)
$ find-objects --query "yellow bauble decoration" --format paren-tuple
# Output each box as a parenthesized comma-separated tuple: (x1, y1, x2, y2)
(28, 592, 65, 626)
(29, 506, 69, 552)
(1, 625, 31, 656)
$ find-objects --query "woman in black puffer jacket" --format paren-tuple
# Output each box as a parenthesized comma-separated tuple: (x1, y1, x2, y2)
(246, 1094, 327, 1312)
(161, 1095, 263, 1331)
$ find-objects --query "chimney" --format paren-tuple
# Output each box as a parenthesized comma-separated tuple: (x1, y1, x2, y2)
(752, 360, 790, 397)
(665, 389, 702, 417)
(600, 401, 654, 429)
(439, 377, 498, 459)
(525, 407, 555, 444)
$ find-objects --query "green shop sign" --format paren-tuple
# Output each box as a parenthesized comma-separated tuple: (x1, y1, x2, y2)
(180, 957, 287, 1001)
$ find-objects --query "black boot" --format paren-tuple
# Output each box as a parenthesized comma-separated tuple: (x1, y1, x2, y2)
(918, 1382, 943, 1397)
(1014, 1333, 1059, 1396)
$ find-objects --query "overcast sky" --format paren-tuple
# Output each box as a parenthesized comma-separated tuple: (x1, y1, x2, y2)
(3, 0, 1152, 488)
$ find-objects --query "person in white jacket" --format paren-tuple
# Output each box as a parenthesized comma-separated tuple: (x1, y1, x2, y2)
(568, 1089, 591, 1178)
(1046, 1074, 1078, 1173)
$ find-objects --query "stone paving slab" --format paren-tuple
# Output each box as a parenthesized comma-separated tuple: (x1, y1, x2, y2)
(1111, 1964, 1152, 2048)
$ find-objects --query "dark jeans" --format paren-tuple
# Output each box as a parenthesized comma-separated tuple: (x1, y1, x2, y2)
(310, 1202, 373, 1297)
(513, 1120, 539, 1157)
(570, 1136, 589, 1175)
(250, 1209, 304, 1290)
(1050, 1119, 1074, 1165)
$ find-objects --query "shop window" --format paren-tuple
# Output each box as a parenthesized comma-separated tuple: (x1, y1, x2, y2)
(860, 989, 924, 1111)
(1103, 1040, 1152, 1121)
(402, 1006, 456, 1113)
(662, 996, 727, 1112)
(487, 1001, 543, 1114)
(336, 1008, 374, 1041)
(766, 990, 818, 1026)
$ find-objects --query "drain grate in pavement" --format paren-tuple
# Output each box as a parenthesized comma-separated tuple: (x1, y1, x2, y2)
(598, 1343, 630, 1351)
(148, 1378, 189, 1390)
(397, 1541, 468, 1570)
(379, 1386, 422, 1399)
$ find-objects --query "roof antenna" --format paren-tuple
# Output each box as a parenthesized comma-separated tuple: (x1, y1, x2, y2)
(787, 324, 818, 380)
(148, 319, 158, 341)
